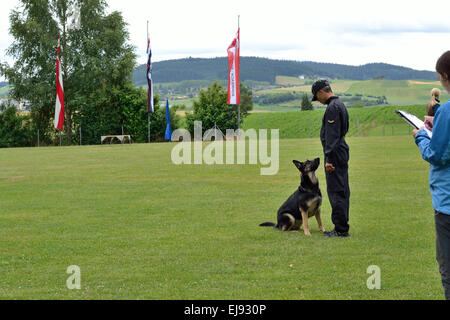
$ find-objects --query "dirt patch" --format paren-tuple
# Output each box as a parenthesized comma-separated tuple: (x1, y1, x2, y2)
(408, 80, 439, 85)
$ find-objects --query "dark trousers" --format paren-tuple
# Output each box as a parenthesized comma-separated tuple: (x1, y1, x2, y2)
(326, 164, 350, 233)
(435, 211, 450, 300)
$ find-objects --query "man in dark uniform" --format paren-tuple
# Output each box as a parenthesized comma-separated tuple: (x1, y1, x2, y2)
(312, 80, 350, 238)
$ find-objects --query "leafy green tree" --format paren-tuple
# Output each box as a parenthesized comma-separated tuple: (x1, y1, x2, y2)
(73, 86, 181, 144)
(238, 83, 253, 114)
(301, 94, 313, 111)
(1, 0, 136, 145)
(0, 104, 34, 148)
(186, 82, 241, 135)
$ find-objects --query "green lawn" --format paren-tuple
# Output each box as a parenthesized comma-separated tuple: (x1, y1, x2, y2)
(243, 105, 427, 139)
(0, 136, 444, 299)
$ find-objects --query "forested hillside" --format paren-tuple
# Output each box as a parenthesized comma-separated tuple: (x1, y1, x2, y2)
(133, 57, 437, 86)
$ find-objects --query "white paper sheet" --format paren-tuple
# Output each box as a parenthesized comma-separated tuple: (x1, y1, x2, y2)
(396, 110, 432, 138)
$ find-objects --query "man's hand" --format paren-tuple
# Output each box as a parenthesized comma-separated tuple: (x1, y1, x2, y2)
(325, 163, 335, 173)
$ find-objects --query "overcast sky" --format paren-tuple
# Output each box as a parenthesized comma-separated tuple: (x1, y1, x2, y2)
(1, 0, 450, 74)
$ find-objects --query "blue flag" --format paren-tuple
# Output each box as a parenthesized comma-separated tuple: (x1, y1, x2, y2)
(165, 100, 172, 141)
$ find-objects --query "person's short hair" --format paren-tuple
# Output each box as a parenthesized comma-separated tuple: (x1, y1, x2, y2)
(322, 86, 333, 93)
(436, 51, 450, 80)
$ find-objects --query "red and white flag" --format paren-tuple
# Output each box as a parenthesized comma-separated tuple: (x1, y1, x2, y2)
(54, 35, 65, 131)
(227, 28, 240, 105)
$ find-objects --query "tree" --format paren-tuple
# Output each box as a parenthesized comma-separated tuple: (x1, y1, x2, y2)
(301, 94, 313, 111)
(0, 104, 33, 148)
(238, 83, 253, 114)
(73, 85, 181, 144)
(186, 82, 241, 135)
(1, 0, 136, 145)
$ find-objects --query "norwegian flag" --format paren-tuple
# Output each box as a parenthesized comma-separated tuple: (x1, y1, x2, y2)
(54, 35, 65, 131)
(147, 38, 154, 113)
(227, 28, 240, 105)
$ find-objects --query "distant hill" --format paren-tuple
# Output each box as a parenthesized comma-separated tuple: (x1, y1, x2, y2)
(0, 82, 10, 97)
(133, 57, 438, 86)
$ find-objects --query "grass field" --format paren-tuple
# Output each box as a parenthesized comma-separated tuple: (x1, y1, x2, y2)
(145, 77, 449, 112)
(254, 78, 450, 111)
(0, 85, 10, 97)
(243, 105, 427, 139)
(0, 135, 444, 300)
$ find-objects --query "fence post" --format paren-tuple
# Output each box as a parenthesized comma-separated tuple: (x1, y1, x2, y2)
(309, 119, 311, 138)
(37, 129, 40, 148)
(80, 126, 82, 146)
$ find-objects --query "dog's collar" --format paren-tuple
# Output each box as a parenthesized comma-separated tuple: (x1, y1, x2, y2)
(298, 186, 315, 193)
(299, 185, 319, 194)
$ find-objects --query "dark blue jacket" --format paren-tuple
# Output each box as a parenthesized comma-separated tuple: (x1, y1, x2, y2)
(320, 96, 350, 166)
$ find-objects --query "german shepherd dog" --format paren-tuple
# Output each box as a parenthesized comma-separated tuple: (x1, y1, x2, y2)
(260, 158, 325, 236)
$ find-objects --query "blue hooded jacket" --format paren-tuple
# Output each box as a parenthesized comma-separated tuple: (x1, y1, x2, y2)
(415, 99, 450, 215)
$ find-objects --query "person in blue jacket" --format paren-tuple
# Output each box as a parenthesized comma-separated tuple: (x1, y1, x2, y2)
(414, 50, 450, 300)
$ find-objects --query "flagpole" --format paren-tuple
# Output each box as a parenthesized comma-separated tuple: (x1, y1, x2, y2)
(147, 20, 151, 144)
(237, 15, 241, 133)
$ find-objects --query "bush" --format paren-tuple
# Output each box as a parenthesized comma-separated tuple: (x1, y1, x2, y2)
(301, 94, 313, 111)
(0, 104, 33, 148)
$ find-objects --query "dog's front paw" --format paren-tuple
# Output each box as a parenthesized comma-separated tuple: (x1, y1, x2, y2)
(320, 227, 326, 233)
(304, 231, 312, 237)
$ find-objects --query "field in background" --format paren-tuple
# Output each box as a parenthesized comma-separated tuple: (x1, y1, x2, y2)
(0, 85, 10, 97)
(0, 136, 443, 299)
(162, 77, 449, 112)
(243, 105, 427, 139)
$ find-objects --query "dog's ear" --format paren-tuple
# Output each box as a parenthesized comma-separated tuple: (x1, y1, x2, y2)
(293, 160, 304, 172)
(311, 158, 320, 171)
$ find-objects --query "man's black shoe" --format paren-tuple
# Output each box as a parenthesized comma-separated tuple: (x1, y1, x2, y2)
(324, 229, 350, 238)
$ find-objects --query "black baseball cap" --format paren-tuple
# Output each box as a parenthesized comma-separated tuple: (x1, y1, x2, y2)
(311, 79, 330, 101)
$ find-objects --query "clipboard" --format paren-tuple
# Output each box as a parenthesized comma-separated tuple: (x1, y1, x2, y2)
(396, 110, 432, 138)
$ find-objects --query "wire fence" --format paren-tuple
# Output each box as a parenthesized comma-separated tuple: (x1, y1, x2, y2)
(255, 117, 415, 140)
(27, 117, 416, 147)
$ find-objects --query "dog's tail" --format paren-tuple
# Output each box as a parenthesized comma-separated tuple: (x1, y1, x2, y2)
(259, 222, 277, 228)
